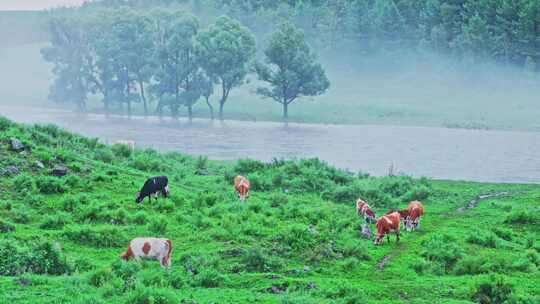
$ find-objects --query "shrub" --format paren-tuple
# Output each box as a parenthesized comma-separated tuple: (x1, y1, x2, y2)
(467, 230, 500, 248)
(65, 174, 81, 188)
(269, 193, 289, 208)
(10, 209, 31, 224)
(0, 220, 15, 233)
(420, 234, 463, 272)
(127, 286, 178, 304)
(94, 149, 115, 163)
(193, 191, 218, 208)
(112, 143, 132, 158)
(195, 155, 208, 175)
(505, 211, 540, 225)
(319, 284, 368, 304)
(40, 213, 72, 230)
(12, 174, 35, 192)
(148, 217, 168, 235)
(492, 227, 514, 241)
(0, 240, 72, 276)
(89, 268, 113, 287)
(111, 260, 141, 291)
(472, 275, 514, 304)
(0, 116, 13, 131)
(35, 176, 66, 194)
(131, 211, 148, 225)
(235, 159, 267, 174)
(64, 226, 126, 247)
(130, 151, 163, 172)
(248, 173, 273, 191)
(402, 185, 431, 202)
(191, 268, 227, 288)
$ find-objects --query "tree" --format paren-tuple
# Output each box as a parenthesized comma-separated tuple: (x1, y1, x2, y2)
(255, 22, 330, 121)
(196, 16, 256, 120)
(151, 11, 201, 120)
(41, 15, 93, 111)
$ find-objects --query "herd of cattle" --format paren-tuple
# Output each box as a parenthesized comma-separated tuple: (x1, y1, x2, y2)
(121, 175, 424, 267)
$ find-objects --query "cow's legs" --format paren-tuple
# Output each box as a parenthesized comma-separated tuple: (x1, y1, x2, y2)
(386, 234, 390, 243)
(396, 231, 400, 242)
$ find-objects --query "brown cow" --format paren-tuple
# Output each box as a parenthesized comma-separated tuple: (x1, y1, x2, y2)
(374, 212, 401, 245)
(234, 175, 250, 202)
(356, 198, 376, 224)
(400, 201, 424, 232)
(121, 237, 172, 268)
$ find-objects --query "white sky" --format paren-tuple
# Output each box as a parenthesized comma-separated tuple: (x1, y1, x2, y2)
(0, 0, 86, 11)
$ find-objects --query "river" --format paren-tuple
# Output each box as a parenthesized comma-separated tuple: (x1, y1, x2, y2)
(1, 105, 539, 184)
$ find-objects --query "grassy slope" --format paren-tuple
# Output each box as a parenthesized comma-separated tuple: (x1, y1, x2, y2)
(0, 117, 539, 304)
(2, 43, 540, 132)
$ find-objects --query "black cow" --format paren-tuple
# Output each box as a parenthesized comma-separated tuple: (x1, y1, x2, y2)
(135, 176, 169, 204)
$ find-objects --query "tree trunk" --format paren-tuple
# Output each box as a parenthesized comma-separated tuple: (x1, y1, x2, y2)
(188, 105, 193, 122)
(138, 78, 148, 117)
(282, 102, 289, 121)
(219, 100, 225, 121)
(205, 96, 214, 120)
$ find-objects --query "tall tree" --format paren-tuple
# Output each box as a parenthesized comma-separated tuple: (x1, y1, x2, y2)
(41, 15, 92, 111)
(196, 16, 256, 120)
(255, 22, 330, 121)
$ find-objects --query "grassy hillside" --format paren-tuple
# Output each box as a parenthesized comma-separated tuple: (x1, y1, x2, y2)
(0, 116, 539, 304)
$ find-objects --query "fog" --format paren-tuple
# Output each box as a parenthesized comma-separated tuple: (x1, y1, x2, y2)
(1, 6, 539, 183)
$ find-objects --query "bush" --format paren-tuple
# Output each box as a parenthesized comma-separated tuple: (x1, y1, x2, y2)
(505, 211, 540, 225)
(235, 159, 267, 174)
(402, 185, 431, 202)
(193, 191, 218, 208)
(0, 240, 72, 276)
(35, 176, 66, 194)
(112, 143, 133, 158)
(472, 275, 514, 304)
(64, 226, 126, 247)
(0, 220, 15, 233)
(420, 234, 463, 273)
(89, 268, 113, 287)
(0, 116, 13, 131)
(148, 217, 168, 235)
(111, 260, 141, 291)
(40, 213, 72, 229)
(12, 174, 35, 193)
(492, 227, 514, 241)
(128, 286, 178, 304)
(467, 230, 500, 248)
(94, 149, 115, 163)
(130, 151, 163, 172)
(269, 193, 289, 208)
(191, 268, 227, 288)
(319, 284, 368, 304)
(10, 209, 31, 224)
(65, 174, 81, 188)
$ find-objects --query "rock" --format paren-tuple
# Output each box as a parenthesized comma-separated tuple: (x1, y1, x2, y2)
(360, 223, 373, 239)
(0, 166, 20, 176)
(9, 138, 24, 151)
(51, 165, 69, 177)
(35, 161, 45, 169)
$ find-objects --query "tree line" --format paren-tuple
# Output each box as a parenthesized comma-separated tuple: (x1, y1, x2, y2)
(83, 0, 540, 70)
(42, 8, 330, 121)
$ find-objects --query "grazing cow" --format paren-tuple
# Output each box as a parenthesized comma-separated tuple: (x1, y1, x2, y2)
(135, 176, 169, 204)
(234, 175, 250, 202)
(374, 212, 401, 245)
(121, 237, 172, 268)
(401, 201, 424, 232)
(356, 198, 376, 223)
(115, 140, 136, 150)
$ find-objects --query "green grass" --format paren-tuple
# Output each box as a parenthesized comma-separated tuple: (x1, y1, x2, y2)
(0, 117, 539, 303)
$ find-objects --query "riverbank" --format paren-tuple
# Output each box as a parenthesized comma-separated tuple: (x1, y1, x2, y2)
(2, 105, 539, 184)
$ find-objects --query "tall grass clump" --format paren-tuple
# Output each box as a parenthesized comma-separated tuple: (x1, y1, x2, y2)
(0, 240, 72, 276)
(420, 234, 463, 274)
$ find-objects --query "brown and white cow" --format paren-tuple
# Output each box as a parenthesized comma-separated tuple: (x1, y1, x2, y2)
(356, 198, 376, 224)
(121, 237, 172, 268)
(374, 212, 401, 245)
(400, 201, 424, 232)
(234, 175, 250, 202)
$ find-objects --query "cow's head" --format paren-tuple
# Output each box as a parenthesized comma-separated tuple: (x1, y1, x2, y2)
(373, 234, 383, 245)
(120, 247, 134, 261)
(238, 186, 249, 201)
(135, 192, 143, 204)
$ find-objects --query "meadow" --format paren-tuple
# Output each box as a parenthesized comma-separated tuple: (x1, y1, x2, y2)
(0, 116, 539, 303)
